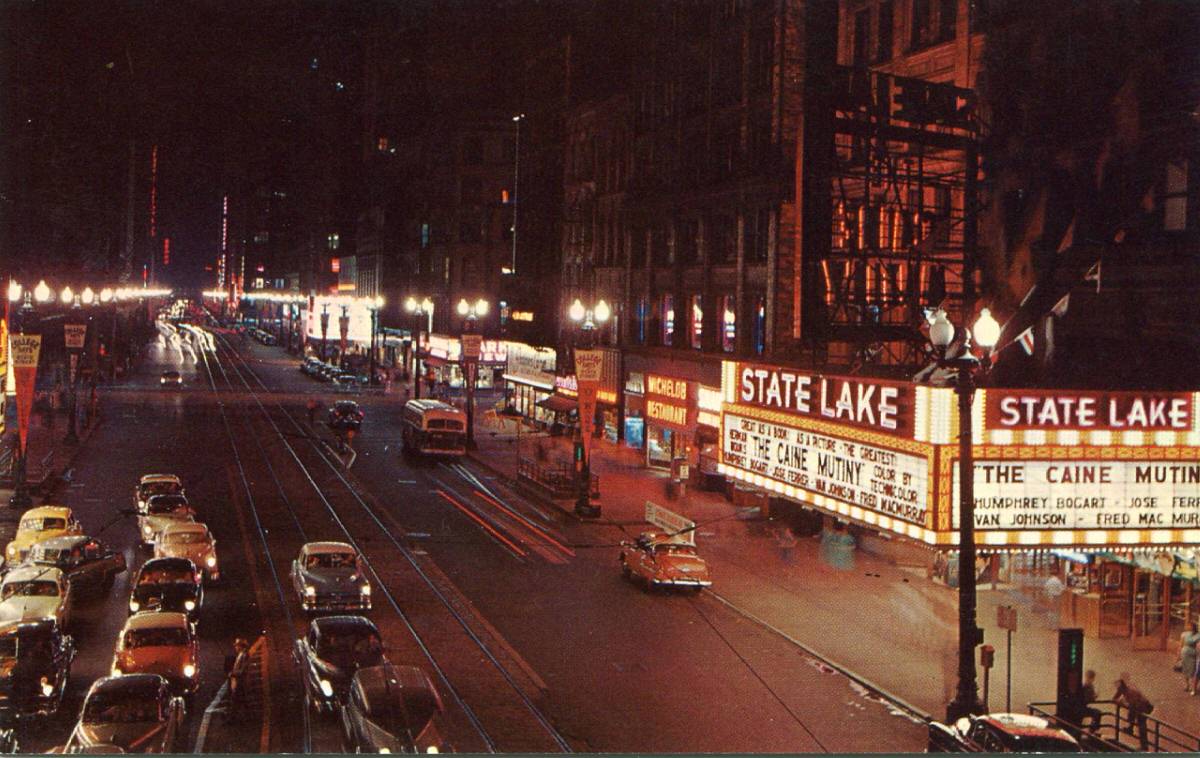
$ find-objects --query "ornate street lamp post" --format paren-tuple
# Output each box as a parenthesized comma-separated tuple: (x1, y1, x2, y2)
(567, 297, 610, 518)
(404, 297, 434, 399)
(457, 298, 488, 449)
(929, 307, 1000, 723)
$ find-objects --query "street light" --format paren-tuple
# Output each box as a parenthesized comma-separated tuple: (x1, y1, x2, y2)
(99, 287, 114, 304)
(457, 298, 489, 448)
(928, 306, 999, 723)
(508, 113, 525, 276)
(7, 281, 21, 303)
(405, 297, 434, 399)
(81, 287, 95, 306)
(60, 286, 73, 305)
(567, 297, 610, 518)
(34, 280, 51, 303)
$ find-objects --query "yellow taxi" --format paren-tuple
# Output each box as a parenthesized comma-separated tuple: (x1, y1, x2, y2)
(4, 506, 83, 567)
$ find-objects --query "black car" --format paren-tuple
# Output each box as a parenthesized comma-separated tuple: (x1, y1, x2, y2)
(128, 558, 203, 618)
(26, 536, 127, 592)
(328, 401, 365, 431)
(928, 713, 1081, 753)
(294, 615, 385, 715)
(71, 674, 185, 753)
(0, 619, 75, 721)
(340, 664, 448, 754)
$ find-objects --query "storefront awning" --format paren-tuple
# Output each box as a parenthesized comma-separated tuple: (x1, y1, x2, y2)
(537, 393, 578, 414)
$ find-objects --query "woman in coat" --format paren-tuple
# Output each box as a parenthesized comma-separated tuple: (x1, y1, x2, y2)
(1180, 622, 1200, 694)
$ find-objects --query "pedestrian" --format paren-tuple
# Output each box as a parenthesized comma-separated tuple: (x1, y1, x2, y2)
(776, 525, 797, 565)
(226, 638, 250, 718)
(1113, 674, 1153, 750)
(306, 398, 319, 427)
(1077, 669, 1102, 731)
(1179, 622, 1200, 694)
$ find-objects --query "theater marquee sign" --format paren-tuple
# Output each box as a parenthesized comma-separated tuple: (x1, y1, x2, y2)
(719, 360, 1200, 548)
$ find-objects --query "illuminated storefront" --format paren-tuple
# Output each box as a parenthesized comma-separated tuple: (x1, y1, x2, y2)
(503, 342, 557, 426)
(717, 360, 1200, 641)
(421, 334, 506, 390)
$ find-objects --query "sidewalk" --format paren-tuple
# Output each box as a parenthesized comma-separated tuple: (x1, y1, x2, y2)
(0, 401, 100, 507)
(471, 426, 1200, 738)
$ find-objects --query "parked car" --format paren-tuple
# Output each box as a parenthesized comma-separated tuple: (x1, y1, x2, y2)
(71, 674, 185, 753)
(4, 507, 83, 567)
(128, 558, 203, 619)
(154, 522, 219, 581)
(138, 495, 195, 547)
(135, 475, 184, 516)
(291, 542, 371, 613)
(927, 713, 1081, 753)
(25, 536, 126, 591)
(110, 612, 199, 696)
(294, 615, 385, 715)
(328, 401, 364, 431)
(0, 566, 72, 628)
(159, 371, 183, 387)
(618, 532, 712, 591)
(339, 664, 448, 754)
(0, 619, 75, 720)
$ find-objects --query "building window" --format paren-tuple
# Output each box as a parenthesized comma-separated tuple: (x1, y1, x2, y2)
(938, 0, 957, 42)
(753, 295, 766, 355)
(377, 137, 389, 151)
(745, 209, 770, 261)
(420, 223, 431, 248)
(661, 294, 675, 346)
(1165, 159, 1189, 231)
(911, 0, 932, 49)
(327, 233, 340, 250)
(852, 8, 870, 65)
(636, 297, 648, 344)
(721, 295, 737, 353)
(254, 231, 269, 244)
(690, 295, 703, 349)
(876, 1, 894, 63)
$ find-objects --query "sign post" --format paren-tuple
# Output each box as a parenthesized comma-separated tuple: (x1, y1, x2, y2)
(64, 322, 87, 444)
(998, 605, 1018, 712)
(461, 333, 481, 448)
(574, 348, 604, 517)
(9, 334, 41, 508)
(644, 501, 697, 545)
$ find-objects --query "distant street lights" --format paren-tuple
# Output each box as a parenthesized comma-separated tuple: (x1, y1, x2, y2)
(567, 297, 610, 518)
(457, 298, 489, 448)
(928, 307, 1000, 723)
(404, 297, 434, 399)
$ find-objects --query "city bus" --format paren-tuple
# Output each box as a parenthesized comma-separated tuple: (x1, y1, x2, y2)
(401, 399, 468, 457)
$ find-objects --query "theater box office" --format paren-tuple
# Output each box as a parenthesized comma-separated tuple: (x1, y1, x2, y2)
(717, 360, 1200, 643)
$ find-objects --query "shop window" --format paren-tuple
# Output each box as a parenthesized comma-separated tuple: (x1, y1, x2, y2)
(721, 295, 736, 353)
(661, 294, 675, 346)
(1165, 159, 1189, 232)
(690, 295, 703, 350)
(753, 295, 766, 355)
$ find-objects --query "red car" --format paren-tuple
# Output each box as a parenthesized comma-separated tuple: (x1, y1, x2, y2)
(619, 532, 712, 591)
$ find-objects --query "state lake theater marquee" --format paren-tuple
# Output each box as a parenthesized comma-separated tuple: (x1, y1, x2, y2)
(717, 361, 1200, 549)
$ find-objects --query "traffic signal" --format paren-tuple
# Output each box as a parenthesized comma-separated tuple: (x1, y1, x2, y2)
(574, 440, 585, 472)
(1056, 628, 1084, 712)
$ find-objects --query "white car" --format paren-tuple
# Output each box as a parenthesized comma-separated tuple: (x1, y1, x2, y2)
(0, 566, 72, 628)
(138, 495, 195, 547)
(155, 522, 219, 581)
(135, 475, 185, 515)
(290, 542, 371, 613)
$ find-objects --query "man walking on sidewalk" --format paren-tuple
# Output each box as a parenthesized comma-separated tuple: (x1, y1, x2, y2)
(776, 525, 797, 566)
(225, 638, 250, 721)
(1114, 674, 1154, 750)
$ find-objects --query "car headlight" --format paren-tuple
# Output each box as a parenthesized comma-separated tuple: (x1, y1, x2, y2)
(319, 679, 334, 698)
(111, 666, 123, 677)
(40, 677, 54, 698)
(378, 749, 391, 755)
(184, 600, 196, 611)
(183, 664, 196, 678)
(143, 525, 154, 536)
(426, 747, 439, 754)
(129, 600, 140, 612)
(304, 585, 316, 597)
(5, 545, 13, 558)
(206, 555, 217, 568)
(360, 585, 371, 596)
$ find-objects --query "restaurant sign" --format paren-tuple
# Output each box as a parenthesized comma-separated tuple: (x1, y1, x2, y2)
(646, 374, 693, 432)
(723, 412, 930, 526)
(955, 459, 1200, 530)
(731, 363, 913, 437)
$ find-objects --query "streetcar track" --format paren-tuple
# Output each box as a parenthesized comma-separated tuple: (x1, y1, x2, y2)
(204, 329, 571, 753)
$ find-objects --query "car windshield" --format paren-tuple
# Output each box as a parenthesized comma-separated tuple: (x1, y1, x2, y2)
(148, 498, 189, 515)
(138, 566, 193, 585)
(83, 691, 162, 724)
(31, 547, 73, 564)
(306, 552, 355, 570)
(20, 517, 65, 531)
(427, 419, 462, 430)
(140, 482, 180, 498)
(164, 531, 207, 545)
(654, 543, 697, 555)
(335, 403, 358, 413)
(369, 687, 440, 735)
(1, 580, 60, 599)
(124, 628, 189, 648)
(0, 631, 51, 660)
(317, 630, 383, 666)
(162, 371, 179, 378)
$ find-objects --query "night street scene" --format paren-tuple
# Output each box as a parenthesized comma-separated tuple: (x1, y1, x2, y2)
(0, 0, 1198, 754)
